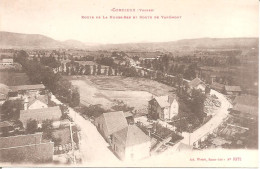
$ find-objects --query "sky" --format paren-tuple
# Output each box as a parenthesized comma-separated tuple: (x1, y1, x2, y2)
(0, 0, 258, 44)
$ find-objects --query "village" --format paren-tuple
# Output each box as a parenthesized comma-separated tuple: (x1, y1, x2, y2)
(0, 47, 258, 164)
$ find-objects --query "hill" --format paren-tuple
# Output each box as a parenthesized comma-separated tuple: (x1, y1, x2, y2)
(0, 31, 258, 51)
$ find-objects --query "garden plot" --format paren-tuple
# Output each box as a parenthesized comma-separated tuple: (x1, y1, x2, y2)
(69, 76, 175, 112)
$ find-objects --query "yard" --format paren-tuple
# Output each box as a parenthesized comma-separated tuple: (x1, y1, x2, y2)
(67, 75, 175, 111)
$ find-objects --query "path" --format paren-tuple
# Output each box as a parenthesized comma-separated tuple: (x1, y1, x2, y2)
(51, 95, 120, 165)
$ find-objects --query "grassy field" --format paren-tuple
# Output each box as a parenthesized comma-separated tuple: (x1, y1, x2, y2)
(0, 72, 31, 86)
(68, 76, 176, 111)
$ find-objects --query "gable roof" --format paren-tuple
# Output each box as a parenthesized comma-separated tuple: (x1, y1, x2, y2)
(189, 77, 204, 88)
(0, 133, 42, 149)
(27, 94, 48, 107)
(20, 106, 62, 125)
(113, 125, 150, 147)
(100, 111, 128, 135)
(9, 84, 45, 92)
(151, 95, 176, 108)
(225, 86, 242, 92)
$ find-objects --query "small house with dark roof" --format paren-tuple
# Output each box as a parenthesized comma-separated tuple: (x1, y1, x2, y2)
(0, 133, 54, 163)
(94, 111, 128, 142)
(224, 86, 242, 95)
(188, 77, 206, 92)
(111, 125, 151, 161)
(148, 95, 179, 121)
(210, 82, 225, 93)
(20, 106, 62, 128)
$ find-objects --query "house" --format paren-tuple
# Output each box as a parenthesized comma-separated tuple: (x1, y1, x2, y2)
(23, 94, 48, 110)
(210, 82, 225, 93)
(111, 125, 151, 161)
(0, 58, 13, 65)
(8, 84, 45, 98)
(230, 94, 258, 122)
(148, 95, 179, 121)
(188, 77, 206, 92)
(0, 133, 54, 163)
(224, 86, 242, 95)
(20, 106, 62, 128)
(94, 111, 128, 142)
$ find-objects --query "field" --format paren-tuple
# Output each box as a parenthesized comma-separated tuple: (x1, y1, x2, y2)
(68, 76, 175, 111)
(0, 72, 31, 86)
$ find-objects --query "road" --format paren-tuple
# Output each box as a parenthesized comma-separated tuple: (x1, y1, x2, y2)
(180, 89, 232, 145)
(51, 95, 120, 165)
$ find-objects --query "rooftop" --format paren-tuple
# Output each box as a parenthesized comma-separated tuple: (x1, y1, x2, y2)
(189, 77, 204, 88)
(20, 106, 62, 125)
(113, 125, 151, 147)
(0, 133, 42, 149)
(225, 85, 242, 92)
(99, 111, 128, 135)
(9, 84, 45, 92)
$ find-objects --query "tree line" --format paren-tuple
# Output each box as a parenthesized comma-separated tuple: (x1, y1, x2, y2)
(14, 50, 80, 107)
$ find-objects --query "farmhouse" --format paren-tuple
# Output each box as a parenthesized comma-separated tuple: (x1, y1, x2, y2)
(224, 85, 242, 95)
(95, 111, 128, 142)
(148, 95, 179, 121)
(111, 124, 151, 161)
(20, 106, 62, 128)
(0, 133, 54, 163)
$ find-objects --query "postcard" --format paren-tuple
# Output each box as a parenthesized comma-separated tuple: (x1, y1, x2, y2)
(0, 0, 258, 167)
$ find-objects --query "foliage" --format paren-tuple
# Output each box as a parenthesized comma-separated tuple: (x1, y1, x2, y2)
(15, 51, 80, 107)
(1, 99, 23, 120)
(111, 100, 134, 112)
(79, 104, 107, 118)
(42, 119, 54, 140)
(26, 119, 38, 134)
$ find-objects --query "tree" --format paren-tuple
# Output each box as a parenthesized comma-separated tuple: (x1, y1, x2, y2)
(190, 89, 206, 122)
(69, 87, 80, 107)
(1, 100, 23, 120)
(26, 119, 38, 134)
(42, 119, 53, 140)
(111, 100, 134, 112)
(80, 105, 107, 118)
(97, 65, 101, 75)
(85, 65, 91, 75)
(108, 67, 113, 76)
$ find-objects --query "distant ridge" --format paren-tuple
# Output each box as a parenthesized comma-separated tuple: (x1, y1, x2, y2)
(0, 31, 258, 51)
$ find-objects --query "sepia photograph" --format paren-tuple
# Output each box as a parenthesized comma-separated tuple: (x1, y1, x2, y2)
(0, 0, 259, 167)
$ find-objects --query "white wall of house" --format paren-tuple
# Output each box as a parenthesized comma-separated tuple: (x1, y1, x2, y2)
(124, 141, 151, 161)
(95, 116, 109, 141)
(28, 100, 48, 110)
(169, 99, 179, 119)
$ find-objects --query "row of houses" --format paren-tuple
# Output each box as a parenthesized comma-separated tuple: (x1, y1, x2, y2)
(0, 83, 78, 163)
